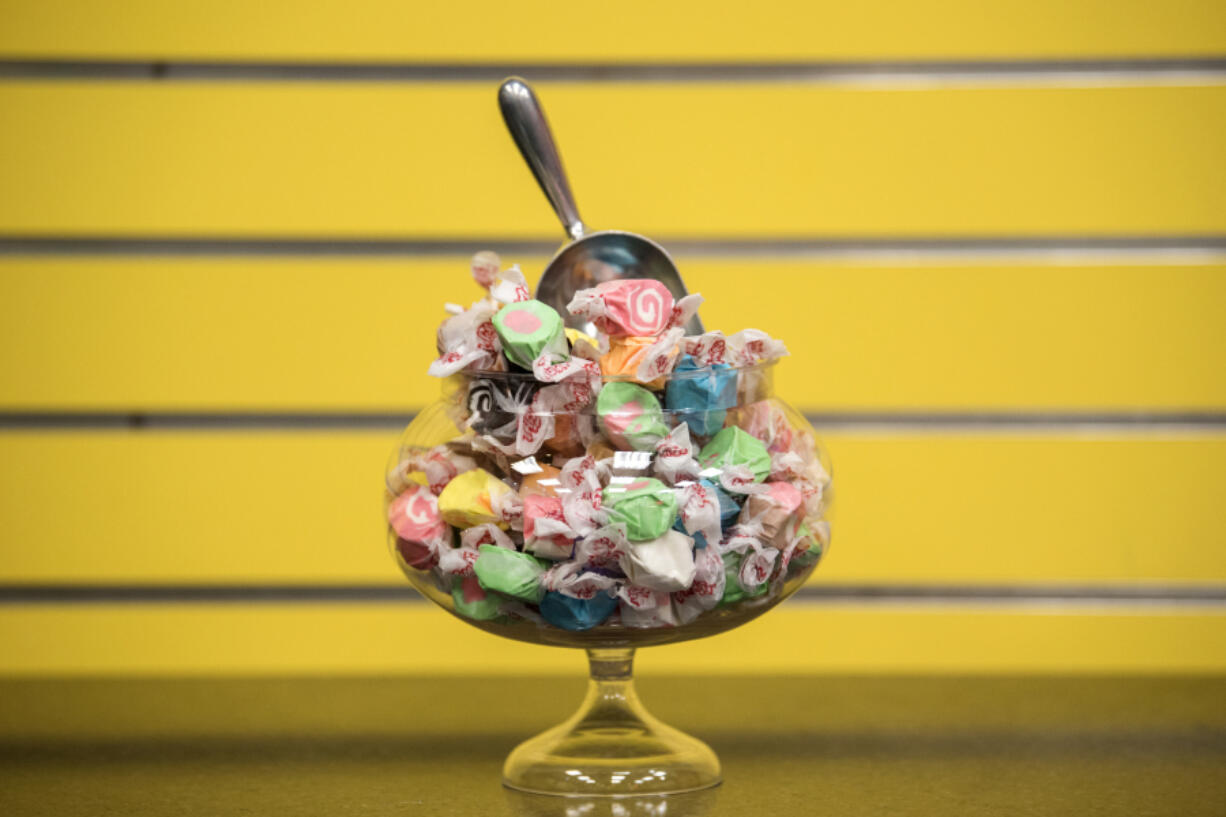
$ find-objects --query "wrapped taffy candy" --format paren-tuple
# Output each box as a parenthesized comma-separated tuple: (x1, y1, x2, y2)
(568, 279, 675, 337)
(384, 252, 830, 635)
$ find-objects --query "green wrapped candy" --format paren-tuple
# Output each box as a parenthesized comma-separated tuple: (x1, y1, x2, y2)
(597, 381, 670, 451)
(452, 575, 504, 620)
(604, 476, 679, 542)
(790, 519, 828, 568)
(718, 550, 769, 606)
(492, 299, 568, 369)
(473, 544, 549, 602)
(698, 426, 771, 483)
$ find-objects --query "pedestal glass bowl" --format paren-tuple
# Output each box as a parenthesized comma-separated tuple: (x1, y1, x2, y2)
(385, 362, 831, 796)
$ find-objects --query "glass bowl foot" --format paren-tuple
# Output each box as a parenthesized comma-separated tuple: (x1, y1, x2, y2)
(502, 649, 721, 797)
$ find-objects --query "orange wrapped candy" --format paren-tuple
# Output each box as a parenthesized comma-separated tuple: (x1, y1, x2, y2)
(600, 336, 679, 389)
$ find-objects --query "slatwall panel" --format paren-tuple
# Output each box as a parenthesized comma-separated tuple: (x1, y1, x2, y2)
(2, 0, 1224, 60)
(1, 1, 1224, 674)
(2, 257, 1225, 410)
(1, 83, 1223, 237)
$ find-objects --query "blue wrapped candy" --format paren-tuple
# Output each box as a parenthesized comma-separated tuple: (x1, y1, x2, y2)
(708, 479, 742, 529)
(539, 591, 619, 631)
(664, 355, 738, 437)
(673, 479, 740, 548)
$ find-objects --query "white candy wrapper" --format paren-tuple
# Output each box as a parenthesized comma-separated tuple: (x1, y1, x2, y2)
(559, 453, 609, 491)
(558, 454, 608, 539)
(468, 430, 520, 463)
(514, 368, 601, 458)
(680, 331, 728, 366)
(532, 355, 603, 390)
(620, 529, 697, 592)
(667, 293, 705, 332)
(776, 514, 824, 571)
(717, 464, 773, 497)
(541, 561, 621, 600)
(460, 523, 516, 551)
(633, 328, 685, 383)
(618, 585, 679, 628)
(526, 537, 572, 560)
(488, 264, 532, 306)
(653, 423, 699, 485)
(562, 482, 604, 540)
(429, 301, 503, 377)
(470, 250, 501, 290)
(573, 523, 630, 570)
(437, 544, 480, 578)
(676, 480, 722, 548)
(738, 545, 779, 593)
(733, 401, 796, 455)
(514, 391, 556, 457)
(440, 524, 516, 582)
(717, 524, 762, 557)
(768, 449, 809, 484)
(763, 429, 831, 517)
(726, 329, 788, 366)
(673, 545, 726, 624)
(390, 445, 478, 497)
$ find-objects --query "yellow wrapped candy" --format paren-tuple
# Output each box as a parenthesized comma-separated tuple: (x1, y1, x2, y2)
(599, 335, 678, 389)
(565, 327, 600, 352)
(437, 469, 514, 528)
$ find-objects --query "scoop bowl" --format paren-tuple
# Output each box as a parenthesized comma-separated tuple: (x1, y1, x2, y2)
(498, 78, 703, 335)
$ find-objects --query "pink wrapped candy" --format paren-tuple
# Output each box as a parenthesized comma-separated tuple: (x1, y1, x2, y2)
(568, 279, 675, 337)
(387, 485, 449, 568)
(523, 494, 574, 560)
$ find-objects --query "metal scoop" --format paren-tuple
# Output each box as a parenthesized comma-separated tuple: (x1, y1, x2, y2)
(498, 78, 703, 336)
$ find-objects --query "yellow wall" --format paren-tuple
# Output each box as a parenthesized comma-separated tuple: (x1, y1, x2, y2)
(1, 1, 1224, 675)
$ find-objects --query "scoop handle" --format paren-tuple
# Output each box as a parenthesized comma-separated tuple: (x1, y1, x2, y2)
(498, 78, 587, 241)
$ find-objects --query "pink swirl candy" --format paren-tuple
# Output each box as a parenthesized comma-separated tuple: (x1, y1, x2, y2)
(388, 485, 449, 544)
(572, 279, 675, 337)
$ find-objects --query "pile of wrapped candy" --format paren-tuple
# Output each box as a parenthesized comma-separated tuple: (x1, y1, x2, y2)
(386, 252, 830, 631)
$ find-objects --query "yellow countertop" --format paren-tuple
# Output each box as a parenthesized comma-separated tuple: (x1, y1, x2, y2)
(1, 675, 1223, 815)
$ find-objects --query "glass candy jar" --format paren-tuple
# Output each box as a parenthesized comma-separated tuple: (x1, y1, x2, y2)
(384, 361, 831, 796)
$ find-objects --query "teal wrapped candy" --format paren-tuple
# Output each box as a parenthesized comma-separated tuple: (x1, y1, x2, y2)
(605, 477, 680, 541)
(698, 426, 771, 483)
(539, 591, 619, 631)
(473, 544, 549, 602)
(664, 355, 738, 437)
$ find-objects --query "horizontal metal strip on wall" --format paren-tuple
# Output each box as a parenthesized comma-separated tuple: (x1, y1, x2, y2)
(2, 583, 1224, 606)
(3, 411, 1226, 432)
(3, 235, 1226, 258)
(3, 58, 1226, 84)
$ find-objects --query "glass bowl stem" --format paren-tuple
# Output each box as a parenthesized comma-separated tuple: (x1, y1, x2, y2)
(502, 648, 722, 796)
